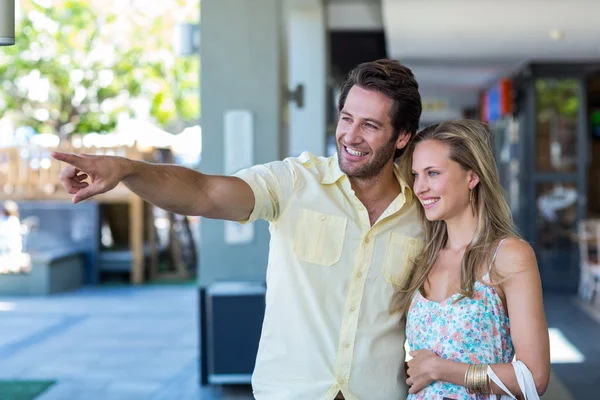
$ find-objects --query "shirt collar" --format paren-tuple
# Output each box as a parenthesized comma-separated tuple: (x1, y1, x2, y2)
(322, 153, 413, 205)
(393, 164, 414, 207)
(321, 153, 345, 185)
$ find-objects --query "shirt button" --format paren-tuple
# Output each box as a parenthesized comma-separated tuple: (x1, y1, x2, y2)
(356, 272, 363, 278)
(345, 342, 351, 348)
(350, 306, 356, 312)
(358, 205, 365, 211)
(364, 237, 370, 243)
(320, 214, 326, 221)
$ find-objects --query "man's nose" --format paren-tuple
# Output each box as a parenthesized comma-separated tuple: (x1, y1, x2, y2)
(344, 122, 361, 143)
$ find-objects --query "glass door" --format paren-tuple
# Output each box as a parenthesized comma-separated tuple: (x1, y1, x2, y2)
(529, 78, 588, 292)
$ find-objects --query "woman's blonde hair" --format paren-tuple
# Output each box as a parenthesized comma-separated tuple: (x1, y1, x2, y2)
(390, 120, 520, 315)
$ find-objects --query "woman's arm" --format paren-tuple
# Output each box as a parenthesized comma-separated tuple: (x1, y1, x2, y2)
(408, 355, 546, 396)
(407, 239, 551, 395)
(492, 238, 551, 394)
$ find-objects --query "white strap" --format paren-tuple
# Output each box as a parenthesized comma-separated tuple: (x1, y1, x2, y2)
(486, 361, 540, 400)
(513, 361, 540, 400)
(487, 365, 516, 399)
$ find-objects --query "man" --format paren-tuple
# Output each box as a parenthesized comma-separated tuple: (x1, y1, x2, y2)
(53, 59, 424, 400)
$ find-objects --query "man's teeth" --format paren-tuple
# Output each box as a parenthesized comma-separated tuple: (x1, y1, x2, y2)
(423, 198, 439, 205)
(346, 147, 367, 156)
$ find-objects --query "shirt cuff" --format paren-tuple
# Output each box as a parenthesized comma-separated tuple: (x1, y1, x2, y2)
(233, 170, 264, 224)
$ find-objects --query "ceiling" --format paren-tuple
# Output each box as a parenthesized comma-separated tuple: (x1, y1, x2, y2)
(382, 0, 600, 62)
(326, 0, 600, 108)
(382, 0, 600, 93)
(327, 0, 383, 31)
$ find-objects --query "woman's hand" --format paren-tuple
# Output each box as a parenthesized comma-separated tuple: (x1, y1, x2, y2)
(406, 349, 442, 394)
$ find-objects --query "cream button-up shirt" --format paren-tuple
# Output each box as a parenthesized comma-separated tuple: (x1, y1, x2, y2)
(235, 152, 424, 400)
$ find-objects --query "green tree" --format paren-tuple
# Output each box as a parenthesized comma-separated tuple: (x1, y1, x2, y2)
(0, 0, 199, 138)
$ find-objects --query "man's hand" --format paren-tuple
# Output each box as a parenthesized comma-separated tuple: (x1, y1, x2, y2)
(52, 152, 130, 204)
(406, 349, 441, 394)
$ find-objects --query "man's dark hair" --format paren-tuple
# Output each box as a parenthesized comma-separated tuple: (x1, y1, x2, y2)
(337, 59, 422, 158)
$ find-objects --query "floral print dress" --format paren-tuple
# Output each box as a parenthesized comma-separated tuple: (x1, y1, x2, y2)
(405, 240, 514, 399)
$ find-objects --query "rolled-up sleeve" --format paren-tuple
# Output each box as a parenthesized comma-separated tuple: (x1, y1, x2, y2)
(233, 160, 296, 223)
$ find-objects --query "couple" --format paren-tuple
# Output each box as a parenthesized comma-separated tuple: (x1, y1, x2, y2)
(53, 59, 550, 399)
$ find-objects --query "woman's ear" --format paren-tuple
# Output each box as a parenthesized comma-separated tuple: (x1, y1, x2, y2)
(468, 171, 480, 190)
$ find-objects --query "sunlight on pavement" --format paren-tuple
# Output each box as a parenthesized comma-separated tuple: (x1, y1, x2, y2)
(0, 302, 15, 311)
(548, 328, 585, 364)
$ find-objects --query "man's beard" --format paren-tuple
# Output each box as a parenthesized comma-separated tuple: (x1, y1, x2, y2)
(337, 139, 396, 179)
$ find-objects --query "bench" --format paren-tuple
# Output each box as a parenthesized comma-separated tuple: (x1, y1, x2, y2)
(16, 200, 100, 284)
(0, 200, 98, 296)
(0, 246, 84, 295)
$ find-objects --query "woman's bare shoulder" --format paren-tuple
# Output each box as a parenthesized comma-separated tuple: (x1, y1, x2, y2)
(494, 237, 538, 276)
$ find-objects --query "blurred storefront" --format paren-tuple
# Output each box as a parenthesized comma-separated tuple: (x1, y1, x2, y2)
(482, 63, 600, 294)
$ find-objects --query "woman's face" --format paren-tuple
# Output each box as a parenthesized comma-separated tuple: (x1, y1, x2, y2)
(411, 139, 476, 222)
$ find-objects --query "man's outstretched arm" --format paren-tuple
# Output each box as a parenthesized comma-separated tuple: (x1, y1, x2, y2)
(52, 152, 255, 221)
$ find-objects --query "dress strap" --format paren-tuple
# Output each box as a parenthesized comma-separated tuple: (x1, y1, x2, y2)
(487, 238, 507, 274)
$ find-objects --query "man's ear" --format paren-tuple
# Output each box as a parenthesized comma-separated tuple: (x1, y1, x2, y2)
(396, 131, 411, 150)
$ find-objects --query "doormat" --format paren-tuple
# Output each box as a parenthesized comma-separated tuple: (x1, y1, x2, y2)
(0, 380, 55, 400)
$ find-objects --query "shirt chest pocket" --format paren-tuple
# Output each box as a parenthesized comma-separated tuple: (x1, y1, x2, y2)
(293, 209, 347, 266)
(382, 233, 424, 286)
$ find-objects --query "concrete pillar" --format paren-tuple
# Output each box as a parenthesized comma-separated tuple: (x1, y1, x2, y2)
(286, 0, 328, 157)
(199, 0, 285, 285)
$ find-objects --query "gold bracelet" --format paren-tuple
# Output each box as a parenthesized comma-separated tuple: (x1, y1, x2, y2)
(472, 364, 482, 394)
(473, 364, 480, 393)
(482, 364, 489, 394)
(466, 364, 474, 394)
(464, 364, 472, 392)
(466, 363, 478, 394)
(480, 364, 489, 394)
(480, 364, 490, 394)
(470, 364, 488, 394)
(467, 364, 476, 394)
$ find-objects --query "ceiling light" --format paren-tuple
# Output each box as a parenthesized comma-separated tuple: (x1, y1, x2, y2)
(549, 29, 564, 41)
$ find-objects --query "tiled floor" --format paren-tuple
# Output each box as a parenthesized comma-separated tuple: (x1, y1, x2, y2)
(0, 285, 594, 399)
(544, 294, 600, 400)
(0, 286, 225, 400)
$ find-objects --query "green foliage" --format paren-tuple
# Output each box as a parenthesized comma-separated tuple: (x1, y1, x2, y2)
(0, 0, 200, 137)
(536, 79, 580, 120)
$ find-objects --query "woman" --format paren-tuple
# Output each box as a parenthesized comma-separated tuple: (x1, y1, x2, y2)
(391, 120, 550, 398)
